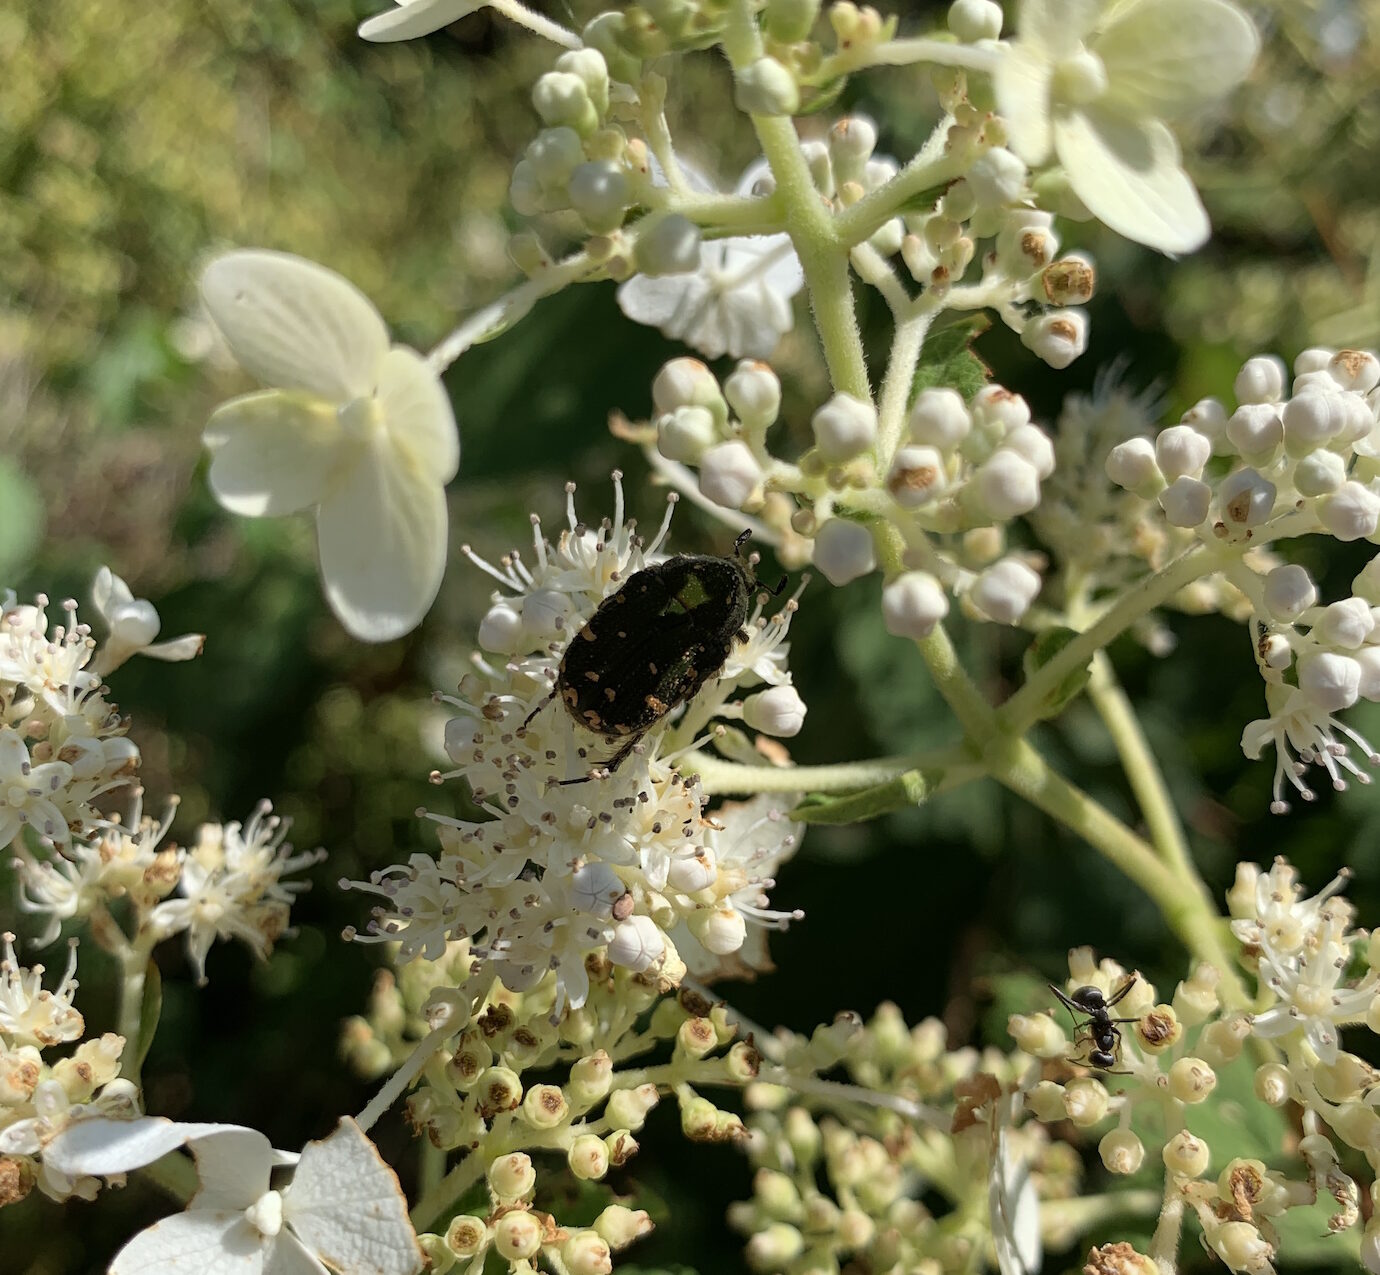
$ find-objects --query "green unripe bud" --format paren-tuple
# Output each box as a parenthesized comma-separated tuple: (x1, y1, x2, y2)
(569, 1133, 611, 1180)
(533, 71, 598, 134)
(746, 1223, 804, 1269)
(754, 1168, 802, 1220)
(784, 1106, 821, 1164)
(556, 49, 610, 116)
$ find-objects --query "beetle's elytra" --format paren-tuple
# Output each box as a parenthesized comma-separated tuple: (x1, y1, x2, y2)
(525, 531, 780, 781)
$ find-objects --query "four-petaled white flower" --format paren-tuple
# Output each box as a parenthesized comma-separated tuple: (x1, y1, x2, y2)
(358, 0, 488, 42)
(90, 566, 204, 676)
(994, 0, 1258, 254)
(44, 1116, 423, 1275)
(200, 250, 459, 642)
(618, 162, 805, 360)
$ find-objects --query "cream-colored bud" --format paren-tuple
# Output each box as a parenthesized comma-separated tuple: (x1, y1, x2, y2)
(606, 1083, 659, 1130)
(1027, 1080, 1067, 1123)
(569, 1050, 613, 1105)
(1099, 1128, 1145, 1175)
(676, 1016, 718, 1060)
(1063, 1077, 1109, 1127)
(1199, 1013, 1250, 1067)
(476, 1066, 523, 1117)
(755, 1168, 802, 1219)
(522, 1083, 569, 1129)
(746, 1223, 805, 1269)
(785, 1107, 822, 1163)
(1315, 1052, 1375, 1102)
(445, 1215, 489, 1259)
(1168, 1057, 1217, 1104)
(1172, 964, 1220, 1025)
(493, 1210, 544, 1262)
(605, 1129, 638, 1167)
(569, 1133, 611, 1180)
(1207, 1221, 1273, 1272)
(488, 1152, 537, 1202)
(1162, 1130, 1210, 1178)
(594, 1204, 654, 1250)
(1007, 1012, 1066, 1059)
(1333, 1101, 1380, 1154)
(1253, 1062, 1291, 1106)
(563, 1230, 613, 1275)
(681, 1094, 720, 1140)
(1135, 1005, 1181, 1054)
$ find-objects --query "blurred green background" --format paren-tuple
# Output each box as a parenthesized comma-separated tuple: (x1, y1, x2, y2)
(4, 0, 1380, 1270)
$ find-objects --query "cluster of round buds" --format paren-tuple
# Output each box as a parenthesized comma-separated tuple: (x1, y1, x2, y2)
(731, 1001, 1057, 1275)
(1017, 923, 1378, 1271)
(0, 936, 135, 1206)
(645, 357, 1053, 632)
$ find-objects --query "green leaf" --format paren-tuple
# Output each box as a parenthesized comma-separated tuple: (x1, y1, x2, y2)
(910, 313, 992, 405)
(0, 457, 44, 580)
(133, 960, 163, 1074)
(1020, 627, 1093, 718)
(798, 76, 849, 116)
(793, 770, 930, 824)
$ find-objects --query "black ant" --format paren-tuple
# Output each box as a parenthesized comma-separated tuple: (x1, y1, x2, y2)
(1049, 976, 1140, 1072)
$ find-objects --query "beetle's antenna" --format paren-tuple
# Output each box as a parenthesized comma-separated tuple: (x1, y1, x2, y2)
(734, 528, 753, 556)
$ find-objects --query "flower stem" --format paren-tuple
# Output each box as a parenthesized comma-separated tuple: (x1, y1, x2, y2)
(356, 1021, 455, 1134)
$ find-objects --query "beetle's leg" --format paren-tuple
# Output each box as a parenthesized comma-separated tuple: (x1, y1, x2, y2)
(521, 688, 557, 730)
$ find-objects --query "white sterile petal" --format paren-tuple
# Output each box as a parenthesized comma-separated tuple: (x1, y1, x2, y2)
(749, 235, 806, 299)
(91, 565, 132, 619)
(1096, 0, 1259, 117)
(359, 0, 484, 41)
(316, 440, 449, 642)
(201, 251, 389, 400)
(283, 1119, 422, 1275)
(190, 1127, 276, 1211)
(204, 393, 341, 517)
(993, 45, 1055, 166)
(376, 347, 460, 484)
(264, 1231, 330, 1275)
(990, 1127, 1042, 1275)
(110, 1210, 268, 1275)
(1054, 108, 1209, 255)
(617, 275, 702, 330)
(1015, 0, 1101, 50)
(143, 634, 207, 662)
(44, 1117, 249, 1178)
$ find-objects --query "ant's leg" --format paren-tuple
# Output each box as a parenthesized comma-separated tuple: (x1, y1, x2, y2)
(1105, 975, 1138, 1008)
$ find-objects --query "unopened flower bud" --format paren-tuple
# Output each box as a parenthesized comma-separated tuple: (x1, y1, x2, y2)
(888, 445, 948, 506)
(533, 71, 598, 133)
(564, 1230, 613, 1275)
(1299, 651, 1361, 712)
(829, 116, 878, 184)
(1063, 1077, 1109, 1126)
(1297, 448, 1347, 496)
(909, 387, 971, 449)
(569, 1051, 613, 1105)
(1099, 1128, 1145, 1175)
(1334, 1101, 1380, 1153)
(691, 905, 748, 955)
(1007, 1012, 1066, 1058)
(1262, 564, 1316, 622)
(568, 161, 629, 233)
(969, 147, 1027, 207)
(1182, 396, 1230, 451)
(735, 57, 800, 116)
(653, 357, 723, 417)
(1163, 1130, 1210, 1178)
(607, 915, 664, 972)
(882, 571, 949, 639)
(1085, 1242, 1158, 1275)
(1168, 1057, 1216, 1104)
(1027, 1080, 1066, 1122)
(658, 405, 718, 464)
(1042, 256, 1095, 306)
(698, 441, 762, 510)
(1330, 349, 1380, 392)
(445, 1215, 489, 1259)
(970, 558, 1041, 624)
(522, 1083, 569, 1129)
(1021, 308, 1088, 369)
(1155, 425, 1211, 481)
(1219, 468, 1276, 528)
(1225, 403, 1283, 459)
(479, 602, 524, 654)
(605, 1084, 659, 1130)
(493, 1210, 543, 1261)
(1207, 1221, 1272, 1272)
(948, 0, 1002, 40)
(725, 361, 781, 432)
(1296, 347, 1335, 376)
(1318, 596, 1374, 648)
(813, 519, 876, 586)
(488, 1152, 537, 1202)
(478, 1066, 524, 1116)
(743, 685, 807, 736)
(637, 214, 701, 276)
(526, 127, 585, 189)
(971, 450, 1042, 519)
(1235, 355, 1287, 404)
(1319, 480, 1380, 541)
(1003, 424, 1055, 478)
(1105, 437, 1162, 494)
(747, 1223, 805, 1268)
(594, 1205, 653, 1252)
(569, 1133, 611, 1180)
(1314, 1051, 1374, 1102)
(1159, 476, 1211, 527)
(812, 393, 877, 461)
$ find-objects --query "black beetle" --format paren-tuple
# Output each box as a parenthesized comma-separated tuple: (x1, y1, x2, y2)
(524, 530, 783, 781)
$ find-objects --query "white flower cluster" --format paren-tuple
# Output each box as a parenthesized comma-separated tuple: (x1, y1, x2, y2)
(1105, 348, 1380, 809)
(643, 354, 1054, 630)
(343, 478, 804, 1016)
(0, 936, 134, 1206)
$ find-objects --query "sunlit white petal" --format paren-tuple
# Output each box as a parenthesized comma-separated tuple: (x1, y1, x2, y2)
(377, 347, 460, 482)
(358, 0, 484, 43)
(110, 1210, 269, 1275)
(994, 44, 1056, 165)
(204, 392, 342, 517)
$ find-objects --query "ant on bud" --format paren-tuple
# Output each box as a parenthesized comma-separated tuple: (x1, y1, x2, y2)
(1049, 976, 1140, 1073)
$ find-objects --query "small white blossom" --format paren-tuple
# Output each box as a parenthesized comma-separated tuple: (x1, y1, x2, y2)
(89, 568, 203, 676)
(148, 802, 324, 985)
(200, 250, 459, 642)
(994, 0, 1258, 253)
(618, 163, 805, 361)
(0, 933, 83, 1048)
